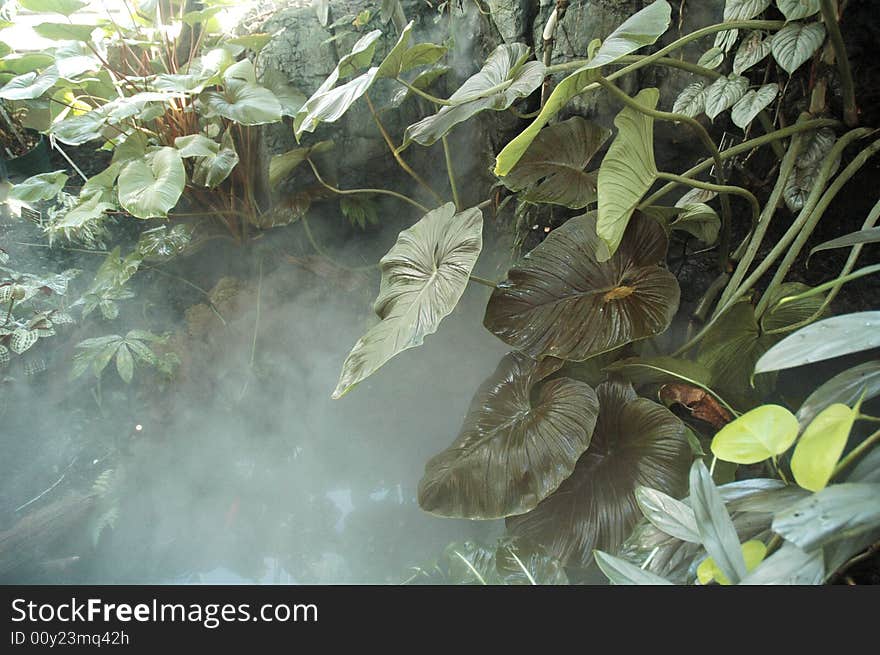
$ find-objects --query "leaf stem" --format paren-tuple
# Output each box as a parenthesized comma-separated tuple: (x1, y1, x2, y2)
(395, 77, 454, 106)
(442, 136, 460, 210)
(819, 0, 858, 127)
(306, 158, 430, 214)
(468, 275, 498, 289)
(655, 172, 760, 237)
(832, 428, 880, 480)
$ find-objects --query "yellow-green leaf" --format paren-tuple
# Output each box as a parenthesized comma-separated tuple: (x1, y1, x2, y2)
(791, 403, 857, 492)
(711, 404, 799, 464)
(697, 540, 766, 585)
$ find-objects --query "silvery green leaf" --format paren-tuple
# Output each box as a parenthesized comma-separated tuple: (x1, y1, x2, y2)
(704, 73, 749, 120)
(697, 47, 724, 70)
(0, 65, 59, 100)
(9, 171, 68, 203)
(724, 0, 771, 19)
(636, 485, 701, 543)
(586, 0, 672, 69)
(9, 329, 38, 354)
(797, 361, 880, 428)
(594, 550, 674, 585)
(771, 21, 826, 75)
(731, 83, 778, 129)
(672, 81, 707, 118)
(294, 67, 379, 137)
(739, 541, 824, 584)
(733, 31, 772, 75)
(777, 0, 820, 21)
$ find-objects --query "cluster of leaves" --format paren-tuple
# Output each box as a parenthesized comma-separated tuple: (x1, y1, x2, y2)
(71, 329, 176, 384)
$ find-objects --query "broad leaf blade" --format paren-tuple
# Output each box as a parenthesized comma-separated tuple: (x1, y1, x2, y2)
(791, 403, 857, 492)
(731, 83, 778, 129)
(586, 1, 672, 69)
(117, 147, 185, 219)
(771, 21, 826, 75)
(797, 361, 880, 428)
(635, 485, 701, 543)
(711, 404, 799, 464)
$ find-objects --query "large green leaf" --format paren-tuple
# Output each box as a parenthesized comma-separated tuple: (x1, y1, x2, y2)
(333, 203, 483, 399)
(731, 83, 778, 129)
(418, 352, 599, 519)
(603, 355, 712, 387)
(773, 483, 880, 551)
(754, 312, 880, 374)
(585, 0, 672, 69)
(0, 66, 58, 100)
(9, 171, 68, 203)
(711, 404, 799, 464)
(594, 550, 673, 585)
(597, 87, 659, 258)
(797, 361, 880, 428)
(771, 21, 826, 75)
(117, 147, 185, 219)
(507, 382, 690, 567)
(498, 117, 610, 209)
(689, 459, 748, 584)
(294, 67, 379, 137)
(402, 43, 544, 148)
(791, 403, 857, 492)
(483, 212, 679, 362)
(759, 281, 826, 332)
(200, 76, 282, 125)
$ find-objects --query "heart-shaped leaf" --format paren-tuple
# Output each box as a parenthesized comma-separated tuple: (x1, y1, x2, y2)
(797, 361, 880, 428)
(733, 31, 772, 75)
(507, 381, 690, 566)
(418, 352, 600, 519)
(0, 66, 58, 100)
(9, 171, 68, 203)
(791, 403, 858, 492)
(711, 404, 799, 464)
(704, 73, 749, 120)
(771, 21, 826, 75)
(403, 43, 545, 147)
(260, 68, 307, 117)
(715, 0, 771, 52)
(484, 211, 679, 361)
(597, 87, 660, 257)
(499, 117, 610, 209)
(201, 77, 282, 125)
(731, 83, 778, 129)
(754, 312, 880, 374)
(117, 147, 185, 219)
(777, 0, 820, 21)
(333, 203, 483, 398)
(586, 0, 672, 68)
(672, 81, 707, 118)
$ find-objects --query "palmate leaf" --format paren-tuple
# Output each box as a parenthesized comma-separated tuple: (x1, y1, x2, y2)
(771, 21, 826, 75)
(418, 353, 599, 519)
(333, 203, 482, 399)
(507, 381, 690, 567)
(597, 87, 659, 257)
(731, 83, 778, 129)
(499, 117, 610, 209)
(484, 212, 679, 362)
(402, 43, 544, 148)
(117, 147, 185, 219)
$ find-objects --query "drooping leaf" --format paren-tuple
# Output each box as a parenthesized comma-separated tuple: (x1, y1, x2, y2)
(190, 131, 239, 188)
(771, 21, 826, 75)
(499, 117, 610, 209)
(333, 203, 483, 398)
(9, 171, 68, 203)
(809, 227, 880, 259)
(711, 404, 799, 464)
(649, 203, 721, 244)
(418, 352, 599, 519)
(672, 81, 707, 118)
(597, 87, 659, 257)
(635, 485, 701, 543)
(773, 483, 880, 551)
(704, 73, 749, 121)
(594, 550, 673, 585)
(777, 0, 820, 21)
(754, 312, 880, 374)
(267, 140, 333, 187)
(697, 47, 725, 70)
(0, 66, 59, 100)
(733, 31, 772, 75)
(731, 83, 778, 129)
(260, 68, 307, 117)
(117, 147, 185, 219)
(507, 382, 690, 567)
(402, 43, 545, 147)
(586, 0, 672, 69)
(797, 361, 880, 428)
(294, 67, 379, 137)
(791, 403, 857, 492)
(689, 459, 748, 584)
(484, 212, 679, 362)
(174, 134, 219, 158)
(697, 540, 766, 585)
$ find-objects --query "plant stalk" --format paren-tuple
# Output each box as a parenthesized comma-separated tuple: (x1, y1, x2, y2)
(819, 0, 858, 127)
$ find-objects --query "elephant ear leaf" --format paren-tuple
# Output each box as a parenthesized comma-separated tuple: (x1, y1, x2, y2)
(586, 0, 672, 69)
(333, 203, 483, 398)
(418, 352, 600, 519)
(597, 87, 659, 258)
(117, 147, 185, 219)
(507, 381, 690, 567)
(499, 117, 611, 209)
(484, 211, 679, 362)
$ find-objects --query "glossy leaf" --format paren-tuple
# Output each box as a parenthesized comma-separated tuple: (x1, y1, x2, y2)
(117, 147, 185, 219)
(403, 43, 544, 147)
(672, 81, 706, 118)
(711, 404, 799, 464)
(586, 0, 672, 69)
(754, 312, 880, 374)
(704, 74, 749, 121)
(797, 361, 880, 428)
(733, 31, 772, 75)
(697, 540, 766, 585)
(594, 550, 673, 585)
(507, 382, 690, 566)
(499, 117, 610, 209)
(418, 353, 599, 519)
(9, 171, 68, 203)
(791, 403, 857, 492)
(636, 485, 700, 543)
(771, 21, 826, 75)
(200, 77, 282, 125)
(597, 87, 659, 257)
(731, 83, 778, 129)
(689, 459, 748, 584)
(777, 0, 820, 21)
(739, 541, 824, 584)
(333, 204, 482, 398)
(773, 483, 880, 551)
(484, 212, 679, 362)
(294, 67, 379, 137)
